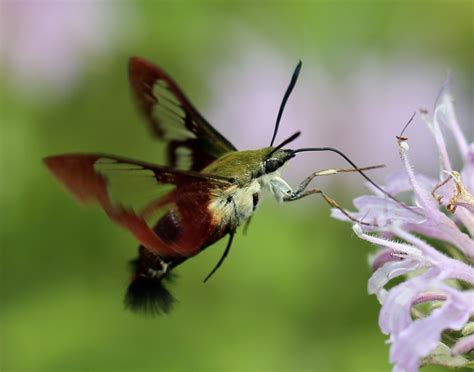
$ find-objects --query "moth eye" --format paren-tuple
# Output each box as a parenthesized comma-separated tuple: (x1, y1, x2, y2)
(264, 159, 281, 173)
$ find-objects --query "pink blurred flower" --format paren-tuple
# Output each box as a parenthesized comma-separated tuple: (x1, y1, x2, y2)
(1, 0, 128, 100)
(333, 85, 474, 371)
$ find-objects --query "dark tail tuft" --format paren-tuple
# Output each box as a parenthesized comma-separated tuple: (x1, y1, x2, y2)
(124, 273, 177, 315)
(125, 251, 178, 316)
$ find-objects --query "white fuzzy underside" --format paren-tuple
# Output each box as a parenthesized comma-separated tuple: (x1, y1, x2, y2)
(208, 172, 293, 226)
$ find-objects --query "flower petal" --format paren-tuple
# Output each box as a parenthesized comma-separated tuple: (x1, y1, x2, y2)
(368, 259, 422, 302)
(370, 248, 402, 272)
(393, 227, 474, 285)
(399, 142, 474, 258)
(379, 270, 440, 335)
(331, 195, 425, 228)
(390, 284, 474, 372)
(462, 143, 474, 194)
(452, 334, 474, 355)
(438, 90, 469, 159)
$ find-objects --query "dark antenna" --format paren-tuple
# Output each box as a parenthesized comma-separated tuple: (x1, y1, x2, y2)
(270, 61, 302, 146)
(291, 147, 420, 215)
(267, 131, 301, 158)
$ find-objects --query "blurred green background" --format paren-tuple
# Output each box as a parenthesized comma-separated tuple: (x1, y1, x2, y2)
(1, 1, 472, 371)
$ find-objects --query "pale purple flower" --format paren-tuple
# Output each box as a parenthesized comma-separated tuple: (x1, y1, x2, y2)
(333, 84, 474, 371)
(1, 0, 130, 100)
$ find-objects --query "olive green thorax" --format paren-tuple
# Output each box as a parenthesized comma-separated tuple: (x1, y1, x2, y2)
(202, 147, 294, 185)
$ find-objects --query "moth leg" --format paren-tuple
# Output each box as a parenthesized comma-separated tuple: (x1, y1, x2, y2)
(203, 231, 235, 283)
(285, 186, 376, 227)
(243, 215, 253, 235)
(290, 164, 384, 198)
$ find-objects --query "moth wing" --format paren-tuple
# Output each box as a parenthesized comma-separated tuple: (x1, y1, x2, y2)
(129, 57, 237, 171)
(44, 154, 232, 257)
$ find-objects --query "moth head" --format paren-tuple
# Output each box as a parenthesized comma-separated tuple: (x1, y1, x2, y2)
(262, 148, 295, 174)
(261, 130, 300, 174)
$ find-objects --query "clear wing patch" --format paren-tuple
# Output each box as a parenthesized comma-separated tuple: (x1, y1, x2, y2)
(94, 158, 174, 216)
(152, 80, 197, 141)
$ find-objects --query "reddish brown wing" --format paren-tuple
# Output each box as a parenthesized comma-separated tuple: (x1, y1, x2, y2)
(129, 57, 237, 171)
(44, 154, 232, 258)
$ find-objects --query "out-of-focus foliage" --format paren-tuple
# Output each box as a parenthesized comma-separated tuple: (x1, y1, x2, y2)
(1, 1, 472, 371)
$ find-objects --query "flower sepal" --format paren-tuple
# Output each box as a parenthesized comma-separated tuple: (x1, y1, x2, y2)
(420, 343, 472, 369)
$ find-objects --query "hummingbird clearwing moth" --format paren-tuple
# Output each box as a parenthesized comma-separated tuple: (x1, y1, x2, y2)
(45, 57, 398, 315)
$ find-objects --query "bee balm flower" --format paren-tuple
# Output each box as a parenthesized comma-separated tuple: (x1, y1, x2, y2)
(332, 85, 474, 371)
